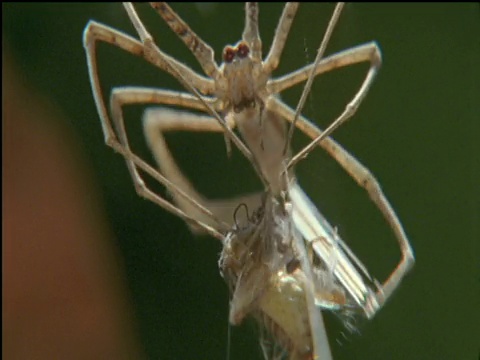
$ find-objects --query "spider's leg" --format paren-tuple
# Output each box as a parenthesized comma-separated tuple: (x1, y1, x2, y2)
(263, 3, 299, 74)
(143, 106, 263, 233)
(242, 3, 262, 62)
(285, 3, 345, 150)
(149, 2, 219, 79)
(270, 97, 415, 316)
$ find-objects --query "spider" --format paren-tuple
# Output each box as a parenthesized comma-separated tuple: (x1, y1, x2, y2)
(83, 3, 415, 359)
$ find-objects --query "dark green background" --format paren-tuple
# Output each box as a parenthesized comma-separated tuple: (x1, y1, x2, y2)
(3, 3, 479, 359)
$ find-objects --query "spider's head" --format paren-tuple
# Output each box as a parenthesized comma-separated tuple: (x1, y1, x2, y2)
(221, 41, 263, 113)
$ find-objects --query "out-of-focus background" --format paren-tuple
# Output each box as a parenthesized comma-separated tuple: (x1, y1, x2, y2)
(3, 3, 479, 360)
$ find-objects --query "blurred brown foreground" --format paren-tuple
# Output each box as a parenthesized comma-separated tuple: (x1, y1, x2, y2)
(3, 48, 144, 360)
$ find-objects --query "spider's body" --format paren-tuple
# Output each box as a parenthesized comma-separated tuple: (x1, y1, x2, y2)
(84, 3, 414, 359)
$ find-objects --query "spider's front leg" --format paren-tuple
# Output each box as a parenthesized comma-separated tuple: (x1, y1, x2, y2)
(83, 22, 222, 239)
(270, 89, 415, 318)
(84, 20, 258, 234)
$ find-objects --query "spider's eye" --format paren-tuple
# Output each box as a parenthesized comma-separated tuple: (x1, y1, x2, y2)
(223, 46, 236, 63)
(236, 42, 250, 58)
